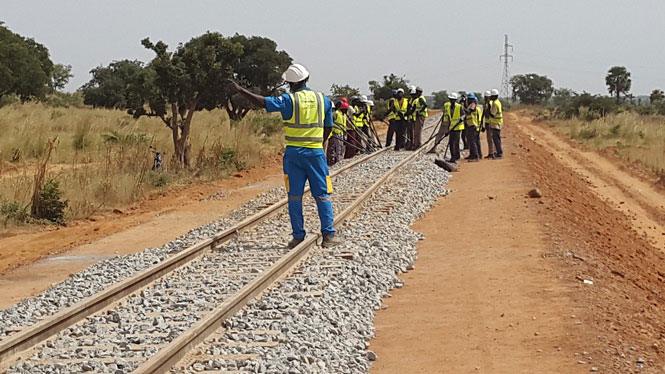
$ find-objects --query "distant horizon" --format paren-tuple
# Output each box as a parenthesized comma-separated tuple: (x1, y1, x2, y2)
(2, 0, 663, 97)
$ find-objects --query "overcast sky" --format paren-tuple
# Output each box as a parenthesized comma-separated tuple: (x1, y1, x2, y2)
(2, 0, 663, 96)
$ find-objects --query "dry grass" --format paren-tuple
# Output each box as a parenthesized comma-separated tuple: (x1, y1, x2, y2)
(0, 103, 282, 223)
(546, 111, 665, 176)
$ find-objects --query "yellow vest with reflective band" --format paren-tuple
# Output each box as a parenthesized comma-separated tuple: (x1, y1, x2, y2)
(412, 95, 428, 119)
(466, 105, 482, 132)
(332, 110, 347, 136)
(443, 101, 464, 131)
(487, 99, 504, 128)
(284, 90, 325, 148)
(352, 105, 367, 127)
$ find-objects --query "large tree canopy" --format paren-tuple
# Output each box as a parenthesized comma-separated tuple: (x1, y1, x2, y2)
(509, 73, 554, 104)
(0, 23, 55, 100)
(79, 32, 291, 167)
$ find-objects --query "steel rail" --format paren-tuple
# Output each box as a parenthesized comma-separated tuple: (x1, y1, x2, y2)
(0, 143, 394, 364)
(135, 116, 441, 373)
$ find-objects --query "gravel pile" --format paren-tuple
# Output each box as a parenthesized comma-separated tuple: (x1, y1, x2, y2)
(180, 155, 449, 373)
(6, 150, 419, 374)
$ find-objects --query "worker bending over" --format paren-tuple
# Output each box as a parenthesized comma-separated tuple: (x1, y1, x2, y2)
(230, 64, 339, 248)
(487, 88, 504, 159)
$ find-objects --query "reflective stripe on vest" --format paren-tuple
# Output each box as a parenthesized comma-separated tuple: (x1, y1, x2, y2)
(443, 102, 464, 131)
(284, 91, 325, 148)
(487, 99, 503, 127)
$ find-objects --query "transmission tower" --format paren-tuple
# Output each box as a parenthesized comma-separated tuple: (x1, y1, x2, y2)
(499, 34, 514, 97)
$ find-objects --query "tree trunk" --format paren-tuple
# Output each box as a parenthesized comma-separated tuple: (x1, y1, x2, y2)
(170, 102, 196, 168)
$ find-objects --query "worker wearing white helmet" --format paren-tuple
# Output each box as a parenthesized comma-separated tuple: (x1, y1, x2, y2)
(487, 88, 504, 159)
(429, 91, 464, 163)
(482, 90, 494, 157)
(230, 63, 339, 248)
(407, 86, 428, 149)
(390, 88, 409, 150)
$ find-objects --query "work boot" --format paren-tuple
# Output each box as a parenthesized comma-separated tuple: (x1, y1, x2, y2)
(287, 238, 304, 249)
(321, 234, 340, 248)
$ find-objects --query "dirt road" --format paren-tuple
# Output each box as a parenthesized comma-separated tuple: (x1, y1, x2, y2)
(371, 112, 665, 373)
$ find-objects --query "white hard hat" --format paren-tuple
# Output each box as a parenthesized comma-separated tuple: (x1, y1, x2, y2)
(360, 95, 368, 103)
(409, 87, 417, 94)
(484, 90, 491, 97)
(366, 100, 374, 106)
(282, 63, 310, 83)
(490, 88, 499, 96)
(396, 88, 404, 94)
(448, 92, 459, 100)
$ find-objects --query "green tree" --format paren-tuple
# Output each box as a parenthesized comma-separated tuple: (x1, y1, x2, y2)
(225, 34, 291, 120)
(431, 90, 449, 108)
(80, 60, 147, 108)
(368, 73, 409, 100)
(50, 64, 73, 91)
(330, 84, 361, 99)
(132, 33, 244, 167)
(509, 73, 554, 104)
(605, 66, 631, 103)
(649, 89, 664, 104)
(0, 22, 54, 100)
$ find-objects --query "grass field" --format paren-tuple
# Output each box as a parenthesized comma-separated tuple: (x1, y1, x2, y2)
(543, 111, 665, 179)
(0, 103, 283, 224)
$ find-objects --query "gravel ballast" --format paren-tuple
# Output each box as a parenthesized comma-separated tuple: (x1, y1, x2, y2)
(178, 155, 449, 373)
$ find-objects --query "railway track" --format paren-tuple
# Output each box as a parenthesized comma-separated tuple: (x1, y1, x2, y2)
(2, 116, 443, 373)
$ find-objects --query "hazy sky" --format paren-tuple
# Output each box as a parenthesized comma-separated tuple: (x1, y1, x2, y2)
(2, 0, 663, 96)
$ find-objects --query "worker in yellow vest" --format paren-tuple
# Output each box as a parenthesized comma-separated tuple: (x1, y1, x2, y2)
(392, 88, 409, 150)
(482, 90, 494, 158)
(464, 93, 482, 161)
(385, 90, 399, 147)
(487, 88, 504, 159)
(328, 98, 348, 166)
(408, 86, 428, 149)
(230, 64, 338, 248)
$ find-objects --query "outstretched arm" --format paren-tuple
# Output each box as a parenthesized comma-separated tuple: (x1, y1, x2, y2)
(229, 81, 265, 108)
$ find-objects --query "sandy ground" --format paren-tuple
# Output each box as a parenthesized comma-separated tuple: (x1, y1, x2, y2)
(371, 112, 665, 373)
(0, 158, 283, 308)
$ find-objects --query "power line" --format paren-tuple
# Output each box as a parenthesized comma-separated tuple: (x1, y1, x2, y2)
(499, 34, 513, 97)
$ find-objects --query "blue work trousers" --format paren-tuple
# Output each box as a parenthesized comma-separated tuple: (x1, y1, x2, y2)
(283, 146, 335, 240)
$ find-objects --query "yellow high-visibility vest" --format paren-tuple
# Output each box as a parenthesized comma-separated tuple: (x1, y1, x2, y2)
(387, 98, 408, 121)
(412, 95, 428, 119)
(352, 105, 367, 127)
(284, 90, 326, 148)
(443, 101, 464, 131)
(487, 99, 504, 128)
(466, 105, 483, 132)
(332, 110, 347, 136)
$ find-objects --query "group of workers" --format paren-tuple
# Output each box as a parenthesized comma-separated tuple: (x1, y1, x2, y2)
(430, 89, 504, 162)
(326, 86, 430, 166)
(230, 63, 504, 248)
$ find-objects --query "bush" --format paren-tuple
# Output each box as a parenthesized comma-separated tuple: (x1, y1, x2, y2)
(148, 171, 169, 187)
(0, 200, 30, 225)
(33, 179, 68, 224)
